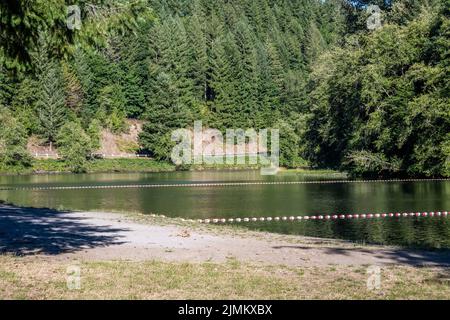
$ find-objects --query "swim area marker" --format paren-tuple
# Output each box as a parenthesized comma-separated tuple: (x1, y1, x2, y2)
(0, 177, 449, 191)
(190, 211, 449, 224)
(1, 179, 448, 224)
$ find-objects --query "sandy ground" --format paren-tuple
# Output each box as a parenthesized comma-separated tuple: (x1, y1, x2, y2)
(1, 204, 450, 267)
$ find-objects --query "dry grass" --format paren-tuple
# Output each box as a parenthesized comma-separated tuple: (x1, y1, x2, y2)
(0, 255, 449, 300)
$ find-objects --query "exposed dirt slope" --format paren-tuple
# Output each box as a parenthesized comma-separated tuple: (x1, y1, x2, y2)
(27, 119, 143, 158)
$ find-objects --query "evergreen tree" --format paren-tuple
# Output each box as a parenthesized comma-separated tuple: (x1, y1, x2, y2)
(87, 119, 102, 151)
(0, 107, 32, 169)
(62, 61, 83, 115)
(0, 64, 13, 107)
(57, 121, 93, 173)
(35, 61, 68, 150)
(306, 3, 450, 177)
(140, 72, 191, 160)
(11, 78, 40, 134)
(209, 35, 236, 129)
(97, 84, 127, 133)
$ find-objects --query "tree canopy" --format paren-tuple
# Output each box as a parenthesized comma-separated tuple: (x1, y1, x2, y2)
(0, 0, 448, 176)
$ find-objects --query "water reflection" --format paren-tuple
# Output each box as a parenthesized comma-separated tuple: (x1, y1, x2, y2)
(0, 171, 449, 248)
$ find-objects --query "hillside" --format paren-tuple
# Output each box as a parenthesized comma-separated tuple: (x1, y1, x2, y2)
(27, 120, 143, 159)
(0, 0, 449, 175)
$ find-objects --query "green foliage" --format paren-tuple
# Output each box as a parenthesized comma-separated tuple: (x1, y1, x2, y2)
(97, 84, 127, 133)
(25, 158, 175, 174)
(0, 108, 31, 168)
(0, 0, 154, 70)
(28, 36, 69, 148)
(140, 71, 192, 160)
(306, 3, 450, 177)
(443, 134, 450, 177)
(344, 151, 402, 177)
(56, 121, 93, 173)
(140, 0, 342, 159)
(11, 78, 40, 134)
(87, 119, 102, 151)
(0, 65, 13, 107)
(274, 119, 308, 169)
(1, 0, 448, 176)
(117, 138, 140, 154)
(35, 61, 68, 147)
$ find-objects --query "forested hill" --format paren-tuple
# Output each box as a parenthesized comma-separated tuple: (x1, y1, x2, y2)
(0, 0, 449, 177)
(144, 0, 342, 128)
(139, 0, 345, 166)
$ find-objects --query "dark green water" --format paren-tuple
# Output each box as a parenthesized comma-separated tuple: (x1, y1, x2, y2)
(1, 170, 449, 248)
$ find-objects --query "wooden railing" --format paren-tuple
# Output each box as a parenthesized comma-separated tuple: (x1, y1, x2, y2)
(32, 153, 151, 159)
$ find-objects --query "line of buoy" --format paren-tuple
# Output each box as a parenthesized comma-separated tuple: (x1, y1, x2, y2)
(194, 211, 449, 224)
(0, 178, 449, 191)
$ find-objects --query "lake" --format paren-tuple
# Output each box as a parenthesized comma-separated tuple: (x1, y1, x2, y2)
(1, 170, 449, 248)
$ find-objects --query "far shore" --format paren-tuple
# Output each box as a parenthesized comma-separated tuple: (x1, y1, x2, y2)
(0, 158, 345, 176)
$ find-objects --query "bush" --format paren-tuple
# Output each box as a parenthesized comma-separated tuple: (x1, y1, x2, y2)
(344, 150, 401, 177)
(139, 123, 174, 161)
(0, 108, 31, 168)
(274, 119, 308, 169)
(56, 122, 93, 173)
(97, 84, 128, 133)
(87, 119, 102, 151)
(443, 135, 450, 177)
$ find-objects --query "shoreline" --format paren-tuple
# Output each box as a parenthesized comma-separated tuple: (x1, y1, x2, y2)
(0, 158, 345, 177)
(1, 204, 449, 267)
(1, 158, 446, 179)
(1, 204, 450, 299)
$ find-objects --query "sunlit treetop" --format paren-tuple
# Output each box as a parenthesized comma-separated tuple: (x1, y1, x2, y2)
(0, 0, 154, 71)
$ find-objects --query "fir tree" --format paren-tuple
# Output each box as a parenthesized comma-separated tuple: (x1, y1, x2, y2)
(35, 59, 68, 150)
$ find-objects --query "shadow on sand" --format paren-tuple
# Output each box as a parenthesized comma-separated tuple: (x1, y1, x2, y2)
(0, 203, 127, 255)
(272, 245, 450, 267)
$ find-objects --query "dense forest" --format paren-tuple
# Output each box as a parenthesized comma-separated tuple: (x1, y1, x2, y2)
(0, 0, 449, 176)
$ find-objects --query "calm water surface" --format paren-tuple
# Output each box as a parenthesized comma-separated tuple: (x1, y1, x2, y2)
(1, 170, 449, 248)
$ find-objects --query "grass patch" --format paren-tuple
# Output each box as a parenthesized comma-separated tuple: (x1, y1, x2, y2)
(86, 159, 174, 173)
(0, 159, 176, 175)
(116, 139, 140, 154)
(278, 168, 348, 178)
(0, 256, 449, 299)
(1, 158, 346, 176)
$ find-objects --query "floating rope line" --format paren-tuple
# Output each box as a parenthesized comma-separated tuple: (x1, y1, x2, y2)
(190, 211, 449, 224)
(0, 178, 449, 191)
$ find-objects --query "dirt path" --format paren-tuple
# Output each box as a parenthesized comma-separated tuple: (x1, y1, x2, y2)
(1, 204, 450, 267)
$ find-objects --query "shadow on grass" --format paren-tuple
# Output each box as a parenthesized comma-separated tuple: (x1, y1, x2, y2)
(0, 203, 127, 256)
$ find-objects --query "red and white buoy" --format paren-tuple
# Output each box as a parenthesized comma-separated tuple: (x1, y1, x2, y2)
(196, 209, 449, 225)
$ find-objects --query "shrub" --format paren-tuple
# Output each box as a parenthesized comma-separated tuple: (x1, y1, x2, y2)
(56, 122, 93, 173)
